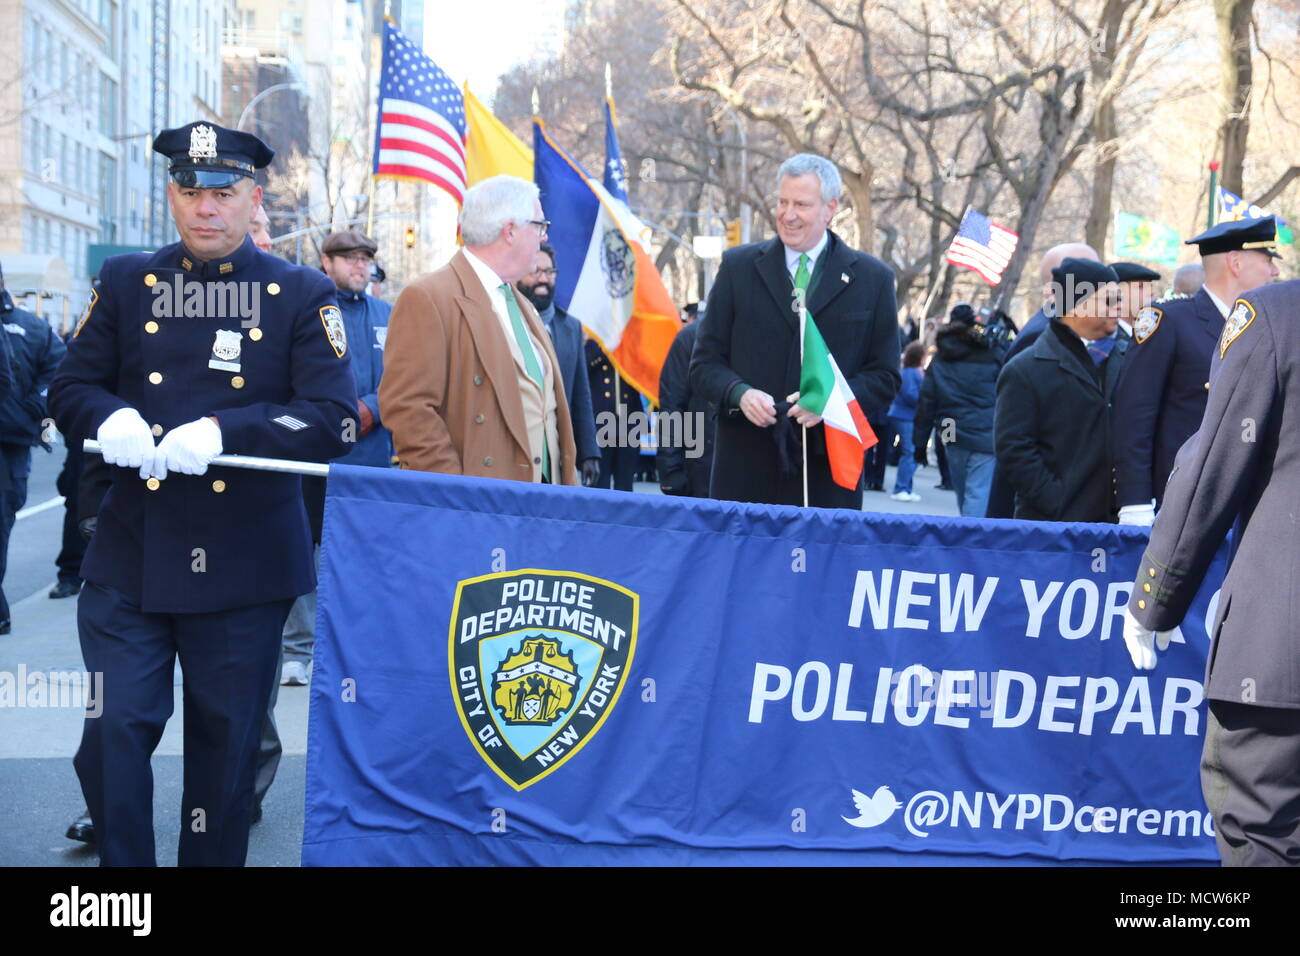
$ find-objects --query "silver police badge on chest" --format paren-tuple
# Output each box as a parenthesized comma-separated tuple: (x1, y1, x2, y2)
(209, 329, 243, 371)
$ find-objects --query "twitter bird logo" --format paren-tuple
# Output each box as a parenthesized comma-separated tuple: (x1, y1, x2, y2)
(842, 786, 902, 828)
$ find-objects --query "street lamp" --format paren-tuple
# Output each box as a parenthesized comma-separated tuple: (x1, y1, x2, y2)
(236, 83, 305, 132)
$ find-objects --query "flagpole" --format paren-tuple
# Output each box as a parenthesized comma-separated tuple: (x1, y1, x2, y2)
(800, 300, 809, 508)
(1208, 161, 1220, 230)
(919, 205, 968, 326)
(83, 441, 330, 477)
(368, 4, 395, 237)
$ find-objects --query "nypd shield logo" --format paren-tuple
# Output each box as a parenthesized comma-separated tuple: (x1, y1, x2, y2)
(449, 569, 638, 790)
(319, 305, 347, 357)
(1133, 306, 1162, 344)
(1220, 298, 1256, 357)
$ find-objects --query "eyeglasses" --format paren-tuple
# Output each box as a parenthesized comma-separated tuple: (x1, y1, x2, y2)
(525, 218, 551, 238)
(530, 267, 558, 278)
(331, 251, 374, 264)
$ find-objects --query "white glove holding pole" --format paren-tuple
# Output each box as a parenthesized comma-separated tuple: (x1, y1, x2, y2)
(156, 417, 223, 476)
(1118, 501, 1156, 527)
(96, 407, 159, 478)
(1122, 608, 1173, 670)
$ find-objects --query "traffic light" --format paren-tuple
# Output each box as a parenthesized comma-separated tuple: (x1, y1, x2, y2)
(725, 219, 742, 247)
(404, 226, 416, 248)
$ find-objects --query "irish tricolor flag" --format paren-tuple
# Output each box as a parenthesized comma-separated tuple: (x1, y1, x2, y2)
(799, 308, 876, 490)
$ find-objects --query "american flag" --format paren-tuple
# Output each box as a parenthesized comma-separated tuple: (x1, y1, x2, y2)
(944, 209, 1019, 285)
(373, 20, 467, 205)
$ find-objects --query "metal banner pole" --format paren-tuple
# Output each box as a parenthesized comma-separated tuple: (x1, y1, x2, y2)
(83, 440, 331, 477)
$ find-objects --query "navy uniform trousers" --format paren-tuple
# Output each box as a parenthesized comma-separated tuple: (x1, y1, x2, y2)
(1202, 701, 1300, 866)
(74, 582, 291, 866)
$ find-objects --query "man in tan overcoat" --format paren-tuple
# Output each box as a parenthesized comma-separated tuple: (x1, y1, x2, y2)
(380, 175, 578, 484)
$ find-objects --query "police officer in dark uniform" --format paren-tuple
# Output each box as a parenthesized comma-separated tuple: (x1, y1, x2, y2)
(1112, 217, 1279, 526)
(1107, 261, 1161, 340)
(48, 121, 356, 866)
(1122, 276, 1298, 866)
(585, 339, 640, 490)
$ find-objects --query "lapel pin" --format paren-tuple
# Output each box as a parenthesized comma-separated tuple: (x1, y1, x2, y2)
(841, 272, 850, 283)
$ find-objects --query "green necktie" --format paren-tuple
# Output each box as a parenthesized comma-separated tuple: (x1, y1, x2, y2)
(499, 283, 550, 480)
(793, 253, 811, 305)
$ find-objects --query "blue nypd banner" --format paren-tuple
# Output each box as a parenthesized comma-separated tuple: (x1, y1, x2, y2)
(302, 466, 1227, 866)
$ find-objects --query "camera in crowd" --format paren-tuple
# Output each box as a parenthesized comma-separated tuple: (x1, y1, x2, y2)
(945, 302, 1016, 361)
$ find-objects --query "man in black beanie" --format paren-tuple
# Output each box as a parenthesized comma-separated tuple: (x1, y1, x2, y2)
(994, 258, 1127, 522)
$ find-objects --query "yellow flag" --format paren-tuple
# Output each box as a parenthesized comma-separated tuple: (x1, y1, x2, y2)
(464, 85, 533, 184)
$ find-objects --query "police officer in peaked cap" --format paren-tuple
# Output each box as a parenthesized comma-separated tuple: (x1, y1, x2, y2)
(48, 121, 358, 866)
(1111, 217, 1279, 526)
(1123, 277, 1300, 865)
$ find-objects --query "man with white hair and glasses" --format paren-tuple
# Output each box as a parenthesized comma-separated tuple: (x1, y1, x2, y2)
(380, 175, 578, 485)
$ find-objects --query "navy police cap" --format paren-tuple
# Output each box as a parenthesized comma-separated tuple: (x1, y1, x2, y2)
(1186, 216, 1280, 259)
(152, 122, 275, 189)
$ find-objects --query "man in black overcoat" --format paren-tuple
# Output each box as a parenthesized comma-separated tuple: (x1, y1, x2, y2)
(690, 154, 900, 509)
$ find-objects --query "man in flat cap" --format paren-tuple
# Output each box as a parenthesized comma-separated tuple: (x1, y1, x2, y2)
(48, 121, 357, 866)
(994, 259, 1126, 522)
(1107, 261, 1161, 340)
(1122, 278, 1300, 865)
(273, 230, 393, 689)
(1112, 217, 1279, 526)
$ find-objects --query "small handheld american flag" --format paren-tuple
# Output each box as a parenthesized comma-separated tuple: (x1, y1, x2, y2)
(945, 209, 1019, 286)
(373, 20, 467, 205)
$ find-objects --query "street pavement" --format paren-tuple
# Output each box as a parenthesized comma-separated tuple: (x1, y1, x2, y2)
(0, 445, 958, 867)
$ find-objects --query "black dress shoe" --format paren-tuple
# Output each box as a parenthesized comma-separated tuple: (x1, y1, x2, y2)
(49, 580, 82, 599)
(66, 813, 96, 845)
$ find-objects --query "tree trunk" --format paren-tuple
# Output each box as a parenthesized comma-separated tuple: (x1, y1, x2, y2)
(840, 166, 874, 255)
(1085, 0, 1126, 254)
(1214, 0, 1254, 196)
(1085, 98, 1118, 255)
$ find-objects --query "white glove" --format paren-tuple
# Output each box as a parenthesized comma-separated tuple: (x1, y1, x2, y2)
(156, 417, 223, 476)
(1118, 501, 1156, 527)
(1122, 607, 1173, 670)
(96, 407, 159, 478)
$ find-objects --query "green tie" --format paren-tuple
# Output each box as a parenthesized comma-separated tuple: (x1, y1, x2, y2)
(793, 253, 811, 294)
(499, 283, 550, 481)
(500, 283, 543, 387)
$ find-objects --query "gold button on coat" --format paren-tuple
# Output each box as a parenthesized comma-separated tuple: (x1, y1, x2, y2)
(148, 372, 163, 384)
(267, 283, 280, 296)
(146, 478, 161, 491)
(1148, 568, 1156, 577)
(231, 376, 245, 389)
(151, 424, 163, 437)
(1138, 600, 1147, 610)
(1143, 583, 1151, 593)
(249, 328, 263, 341)
(143, 273, 157, 287)
(145, 321, 159, 334)
(212, 480, 226, 493)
